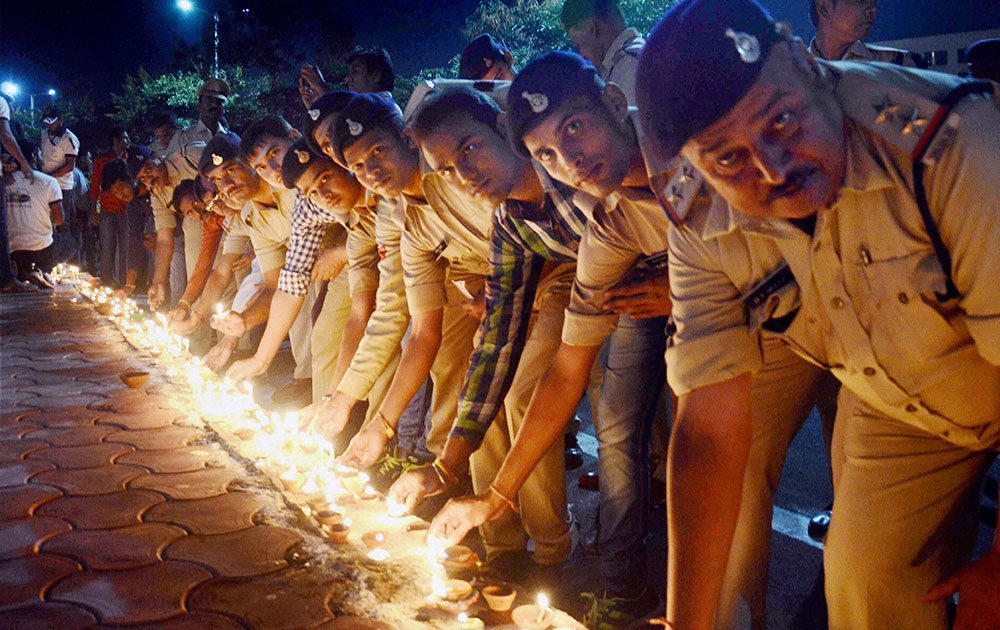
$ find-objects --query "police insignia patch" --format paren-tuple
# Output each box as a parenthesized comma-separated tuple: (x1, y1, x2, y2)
(724, 28, 761, 63)
(521, 91, 549, 113)
(295, 149, 311, 164)
(308, 109, 321, 121)
(346, 118, 364, 136)
(212, 153, 224, 166)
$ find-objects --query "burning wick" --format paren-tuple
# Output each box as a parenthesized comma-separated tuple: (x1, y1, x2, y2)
(536, 593, 551, 623)
(386, 496, 406, 518)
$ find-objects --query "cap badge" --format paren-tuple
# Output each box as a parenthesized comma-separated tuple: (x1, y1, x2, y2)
(212, 153, 224, 166)
(295, 149, 311, 164)
(346, 118, 364, 136)
(308, 109, 321, 121)
(724, 28, 761, 63)
(521, 91, 549, 114)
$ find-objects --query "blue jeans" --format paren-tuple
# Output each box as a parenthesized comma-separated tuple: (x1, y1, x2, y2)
(595, 313, 669, 595)
(99, 210, 128, 286)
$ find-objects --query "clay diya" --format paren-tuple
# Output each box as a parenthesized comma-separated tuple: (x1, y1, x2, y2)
(482, 584, 517, 611)
(361, 530, 387, 550)
(119, 370, 150, 389)
(511, 595, 554, 630)
(325, 522, 351, 543)
(315, 510, 343, 527)
(442, 545, 479, 572)
(95, 302, 113, 316)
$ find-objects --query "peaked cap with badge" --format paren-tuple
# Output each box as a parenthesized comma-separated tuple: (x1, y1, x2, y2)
(505, 51, 606, 160)
(328, 92, 404, 167)
(280, 138, 336, 190)
(304, 89, 355, 154)
(636, 0, 784, 168)
(197, 131, 243, 177)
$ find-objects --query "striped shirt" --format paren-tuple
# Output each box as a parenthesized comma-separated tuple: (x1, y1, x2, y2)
(450, 175, 588, 449)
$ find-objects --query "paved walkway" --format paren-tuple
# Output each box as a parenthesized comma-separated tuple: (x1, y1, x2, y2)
(0, 286, 405, 629)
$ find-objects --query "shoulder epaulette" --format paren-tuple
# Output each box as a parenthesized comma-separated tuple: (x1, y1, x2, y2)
(652, 159, 704, 227)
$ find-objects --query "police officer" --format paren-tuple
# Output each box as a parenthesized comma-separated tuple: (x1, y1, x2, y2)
(166, 78, 230, 156)
(560, 0, 645, 103)
(636, 0, 1000, 628)
(808, 0, 920, 66)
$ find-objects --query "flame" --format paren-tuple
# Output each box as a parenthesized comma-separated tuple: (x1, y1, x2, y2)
(367, 548, 389, 561)
(537, 593, 550, 609)
(432, 574, 447, 598)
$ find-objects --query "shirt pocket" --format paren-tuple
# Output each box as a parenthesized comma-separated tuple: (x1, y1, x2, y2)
(858, 250, 963, 363)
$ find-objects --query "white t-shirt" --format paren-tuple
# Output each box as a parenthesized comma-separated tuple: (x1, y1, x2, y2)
(0, 98, 9, 121)
(5, 170, 62, 252)
(40, 128, 80, 190)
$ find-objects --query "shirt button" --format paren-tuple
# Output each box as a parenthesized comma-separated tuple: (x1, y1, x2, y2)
(906, 404, 918, 412)
(897, 292, 909, 304)
(830, 297, 845, 309)
(863, 367, 876, 376)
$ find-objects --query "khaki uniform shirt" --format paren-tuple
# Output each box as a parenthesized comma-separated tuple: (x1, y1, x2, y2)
(337, 196, 409, 401)
(342, 207, 380, 297)
(166, 119, 227, 157)
(150, 143, 205, 232)
(808, 38, 917, 67)
(563, 186, 669, 347)
(600, 27, 645, 105)
(400, 173, 492, 314)
(668, 61, 1000, 450)
(221, 186, 294, 274)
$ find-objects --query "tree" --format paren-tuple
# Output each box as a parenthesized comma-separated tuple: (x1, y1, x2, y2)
(108, 66, 270, 142)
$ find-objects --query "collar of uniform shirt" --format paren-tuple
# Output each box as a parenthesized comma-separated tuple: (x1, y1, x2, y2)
(601, 27, 643, 73)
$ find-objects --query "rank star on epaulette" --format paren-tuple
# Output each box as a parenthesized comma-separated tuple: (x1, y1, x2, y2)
(667, 184, 684, 207)
(873, 95, 902, 124)
(900, 108, 928, 136)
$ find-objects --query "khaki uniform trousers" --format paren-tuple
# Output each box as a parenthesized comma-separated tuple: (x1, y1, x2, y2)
(824, 388, 996, 630)
(716, 334, 841, 630)
(471, 263, 575, 566)
(312, 272, 399, 419)
(288, 278, 317, 381)
(423, 274, 483, 457)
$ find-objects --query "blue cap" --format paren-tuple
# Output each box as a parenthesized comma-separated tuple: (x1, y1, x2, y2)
(506, 51, 604, 159)
(459, 34, 510, 80)
(330, 92, 404, 166)
(305, 89, 355, 153)
(636, 0, 783, 165)
(198, 131, 243, 177)
(280, 138, 335, 190)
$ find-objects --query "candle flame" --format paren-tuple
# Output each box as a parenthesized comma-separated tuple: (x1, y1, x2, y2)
(458, 613, 468, 623)
(537, 593, 550, 609)
(432, 574, 447, 598)
(386, 496, 406, 518)
(367, 548, 389, 561)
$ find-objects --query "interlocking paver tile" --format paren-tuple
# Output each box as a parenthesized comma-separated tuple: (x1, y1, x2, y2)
(41, 394, 112, 409)
(49, 560, 213, 625)
(311, 618, 395, 630)
(0, 420, 43, 440)
(0, 438, 50, 464)
(27, 424, 118, 447)
(0, 484, 63, 519)
(116, 446, 219, 473)
(0, 553, 82, 606)
(92, 393, 183, 414)
(0, 410, 36, 425)
(27, 442, 135, 469)
(143, 492, 263, 535)
(0, 601, 99, 630)
(21, 382, 113, 398)
(32, 463, 148, 495)
(129, 468, 236, 500)
(36, 490, 166, 529)
(0, 460, 55, 487)
(93, 611, 248, 630)
(188, 565, 346, 629)
(16, 370, 81, 386)
(0, 516, 72, 559)
(105, 426, 201, 450)
(28, 407, 101, 429)
(43, 523, 187, 570)
(96, 410, 186, 431)
(164, 525, 302, 578)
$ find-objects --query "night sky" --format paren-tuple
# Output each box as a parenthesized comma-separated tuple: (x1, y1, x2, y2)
(2, 0, 999, 103)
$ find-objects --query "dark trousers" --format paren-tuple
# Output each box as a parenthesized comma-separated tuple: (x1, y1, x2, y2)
(11, 232, 77, 278)
(99, 210, 128, 287)
(0, 178, 14, 286)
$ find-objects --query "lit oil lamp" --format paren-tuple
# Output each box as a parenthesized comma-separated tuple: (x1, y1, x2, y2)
(511, 593, 554, 630)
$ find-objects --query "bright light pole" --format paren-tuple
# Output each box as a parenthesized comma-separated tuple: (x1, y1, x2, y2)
(1, 82, 19, 98)
(177, 0, 220, 78)
(29, 89, 57, 116)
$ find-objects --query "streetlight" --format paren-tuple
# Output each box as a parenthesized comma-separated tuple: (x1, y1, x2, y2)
(176, 0, 220, 78)
(29, 89, 57, 116)
(1, 82, 19, 98)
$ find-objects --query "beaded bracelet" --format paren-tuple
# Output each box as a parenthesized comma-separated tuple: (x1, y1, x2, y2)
(488, 482, 519, 514)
